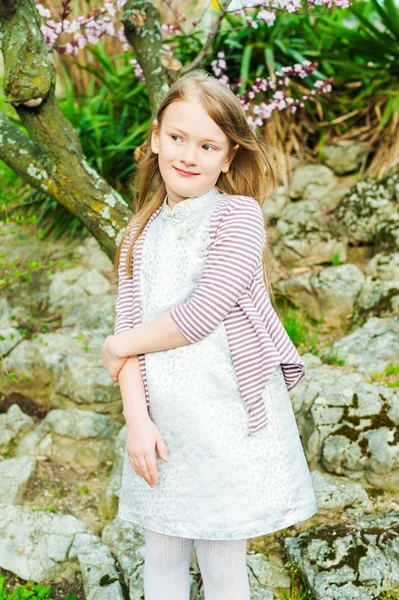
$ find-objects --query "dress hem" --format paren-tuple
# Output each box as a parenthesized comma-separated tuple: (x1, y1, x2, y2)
(117, 500, 318, 540)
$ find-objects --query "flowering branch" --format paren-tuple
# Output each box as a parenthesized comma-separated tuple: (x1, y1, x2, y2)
(211, 52, 333, 131)
(180, 0, 234, 74)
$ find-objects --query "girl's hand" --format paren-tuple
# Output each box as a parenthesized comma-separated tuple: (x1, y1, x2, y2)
(126, 415, 169, 488)
(101, 335, 127, 381)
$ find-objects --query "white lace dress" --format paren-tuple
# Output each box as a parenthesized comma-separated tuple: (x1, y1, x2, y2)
(117, 187, 318, 540)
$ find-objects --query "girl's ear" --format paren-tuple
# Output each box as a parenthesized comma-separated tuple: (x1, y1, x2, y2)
(151, 119, 160, 154)
(222, 143, 240, 173)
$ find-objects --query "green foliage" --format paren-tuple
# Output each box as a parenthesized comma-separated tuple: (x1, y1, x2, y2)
(276, 299, 320, 354)
(384, 362, 399, 376)
(0, 573, 76, 600)
(275, 560, 314, 600)
(322, 349, 346, 365)
(57, 43, 151, 186)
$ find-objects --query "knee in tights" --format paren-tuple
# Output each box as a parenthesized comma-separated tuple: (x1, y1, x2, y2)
(144, 529, 194, 600)
(195, 538, 250, 600)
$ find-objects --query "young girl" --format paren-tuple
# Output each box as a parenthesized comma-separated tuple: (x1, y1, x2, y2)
(101, 69, 317, 599)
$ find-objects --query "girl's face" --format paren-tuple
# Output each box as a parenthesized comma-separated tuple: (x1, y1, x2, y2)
(151, 99, 239, 205)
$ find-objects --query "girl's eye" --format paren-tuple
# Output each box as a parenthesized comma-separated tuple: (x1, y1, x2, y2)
(170, 134, 216, 152)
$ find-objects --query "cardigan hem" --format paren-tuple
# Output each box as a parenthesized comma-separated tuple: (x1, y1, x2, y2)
(117, 500, 318, 541)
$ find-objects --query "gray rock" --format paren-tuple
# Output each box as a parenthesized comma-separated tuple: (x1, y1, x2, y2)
(0, 504, 124, 597)
(73, 235, 113, 273)
(284, 511, 399, 599)
(277, 265, 364, 326)
(280, 199, 325, 226)
(48, 267, 111, 311)
(5, 331, 121, 414)
(101, 517, 147, 600)
(61, 294, 116, 332)
(321, 143, 370, 175)
(262, 185, 290, 219)
(15, 408, 120, 468)
(322, 316, 399, 376)
(0, 298, 12, 327)
(355, 277, 399, 319)
(0, 456, 37, 504)
(0, 326, 22, 356)
(364, 253, 399, 281)
(0, 404, 35, 452)
(289, 165, 337, 200)
(292, 364, 399, 489)
(99, 425, 127, 520)
(310, 470, 372, 518)
(331, 174, 399, 245)
(272, 221, 347, 267)
(246, 552, 290, 598)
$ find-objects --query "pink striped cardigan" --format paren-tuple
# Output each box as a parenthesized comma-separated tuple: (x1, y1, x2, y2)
(114, 193, 307, 436)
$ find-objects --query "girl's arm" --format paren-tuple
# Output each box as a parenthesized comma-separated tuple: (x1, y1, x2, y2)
(118, 355, 150, 425)
(114, 198, 265, 359)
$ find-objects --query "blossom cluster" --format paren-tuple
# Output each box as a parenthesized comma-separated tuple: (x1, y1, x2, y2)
(36, 0, 129, 53)
(235, 0, 350, 28)
(211, 51, 332, 132)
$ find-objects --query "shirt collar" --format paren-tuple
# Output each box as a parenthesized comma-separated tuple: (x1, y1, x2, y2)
(161, 186, 221, 219)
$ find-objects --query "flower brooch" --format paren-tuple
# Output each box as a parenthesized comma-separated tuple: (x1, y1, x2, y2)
(198, 231, 212, 257)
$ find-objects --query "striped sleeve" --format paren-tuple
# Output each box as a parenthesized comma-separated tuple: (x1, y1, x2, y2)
(170, 199, 266, 343)
(114, 228, 136, 336)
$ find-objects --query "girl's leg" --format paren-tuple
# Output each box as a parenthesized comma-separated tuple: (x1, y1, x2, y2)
(195, 538, 250, 600)
(144, 528, 194, 600)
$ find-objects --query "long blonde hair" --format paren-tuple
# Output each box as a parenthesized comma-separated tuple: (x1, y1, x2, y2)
(114, 68, 277, 299)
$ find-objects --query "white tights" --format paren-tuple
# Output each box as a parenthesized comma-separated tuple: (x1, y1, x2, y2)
(143, 528, 251, 599)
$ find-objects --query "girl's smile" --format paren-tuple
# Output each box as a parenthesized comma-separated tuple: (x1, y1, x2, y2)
(173, 166, 200, 176)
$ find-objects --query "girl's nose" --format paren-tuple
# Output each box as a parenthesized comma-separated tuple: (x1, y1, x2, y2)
(182, 145, 198, 165)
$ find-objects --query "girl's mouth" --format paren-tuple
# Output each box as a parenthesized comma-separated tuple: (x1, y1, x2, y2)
(173, 166, 200, 177)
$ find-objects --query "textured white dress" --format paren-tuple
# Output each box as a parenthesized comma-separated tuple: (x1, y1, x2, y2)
(118, 188, 318, 540)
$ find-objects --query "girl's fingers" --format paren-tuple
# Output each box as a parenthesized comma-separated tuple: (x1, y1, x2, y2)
(131, 455, 143, 479)
(137, 455, 157, 487)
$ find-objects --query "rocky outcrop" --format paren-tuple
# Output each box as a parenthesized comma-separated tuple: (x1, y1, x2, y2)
(322, 316, 399, 375)
(291, 363, 399, 490)
(0, 503, 124, 599)
(284, 511, 399, 600)
(276, 265, 365, 326)
(15, 407, 120, 468)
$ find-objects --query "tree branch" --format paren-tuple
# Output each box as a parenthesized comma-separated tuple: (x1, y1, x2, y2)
(0, 111, 52, 188)
(121, 0, 171, 115)
(181, 0, 233, 74)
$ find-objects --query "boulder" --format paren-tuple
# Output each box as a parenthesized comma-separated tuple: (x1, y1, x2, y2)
(289, 165, 337, 200)
(331, 173, 399, 245)
(0, 404, 35, 452)
(0, 456, 37, 504)
(15, 408, 120, 469)
(364, 253, 399, 281)
(277, 265, 364, 326)
(3, 331, 121, 414)
(291, 365, 399, 489)
(272, 221, 347, 267)
(0, 503, 124, 598)
(321, 143, 370, 175)
(284, 511, 399, 600)
(322, 316, 399, 376)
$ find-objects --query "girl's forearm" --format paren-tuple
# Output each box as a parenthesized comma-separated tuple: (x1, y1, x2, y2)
(118, 355, 149, 426)
(115, 311, 190, 359)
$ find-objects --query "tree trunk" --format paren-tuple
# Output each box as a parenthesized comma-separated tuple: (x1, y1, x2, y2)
(0, 0, 170, 259)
